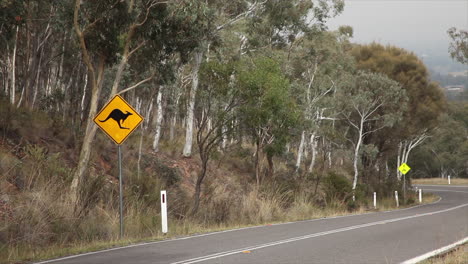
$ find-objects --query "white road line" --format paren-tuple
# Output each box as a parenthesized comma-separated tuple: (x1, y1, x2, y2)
(401, 237, 468, 264)
(416, 184, 468, 188)
(171, 202, 468, 264)
(422, 189, 468, 194)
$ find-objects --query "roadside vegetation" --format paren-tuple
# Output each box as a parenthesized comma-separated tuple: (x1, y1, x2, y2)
(0, 1, 466, 263)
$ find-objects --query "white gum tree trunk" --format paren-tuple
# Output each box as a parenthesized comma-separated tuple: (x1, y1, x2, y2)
(10, 26, 19, 105)
(308, 132, 318, 173)
(152, 86, 164, 152)
(295, 130, 306, 171)
(183, 50, 203, 157)
(352, 119, 364, 193)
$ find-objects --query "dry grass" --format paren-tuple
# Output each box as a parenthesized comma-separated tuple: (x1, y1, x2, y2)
(1, 186, 441, 264)
(421, 243, 468, 264)
(413, 178, 468, 186)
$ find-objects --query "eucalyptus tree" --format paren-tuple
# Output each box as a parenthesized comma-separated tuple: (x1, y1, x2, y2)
(0, 0, 24, 105)
(447, 27, 468, 64)
(181, 0, 267, 157)
(351, 44, 446, 180)
(237, 56, 300, 186)
(70, 0, 215, 199)
(339, 71, 406, 197)
(191, 60, 241, 214)
(412, 103, 468, 179)
(288, 29, 353, 173)
(181, 0, 345, 157)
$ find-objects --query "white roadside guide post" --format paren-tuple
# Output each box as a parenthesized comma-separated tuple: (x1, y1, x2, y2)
(395, 191, 399, 208)
(373, 192, 377, 209)
(448, 175, 451, 185)
(161, 190, 168, 234)
(419, 189, 422, 203)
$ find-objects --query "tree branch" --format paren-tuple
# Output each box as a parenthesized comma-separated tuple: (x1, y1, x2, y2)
(117, 73, 155, 95)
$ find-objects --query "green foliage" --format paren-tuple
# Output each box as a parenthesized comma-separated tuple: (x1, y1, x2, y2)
(411, 102, 468, 178)
(447, 27, 468, 64)
(238, 56, 300, 156)
(323, 172, 352, 204)
(246, 0, 344, 49)
(351, 44, 446, 136)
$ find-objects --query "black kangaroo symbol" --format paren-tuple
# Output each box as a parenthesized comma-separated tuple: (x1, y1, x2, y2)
(99, 109, 133, 130)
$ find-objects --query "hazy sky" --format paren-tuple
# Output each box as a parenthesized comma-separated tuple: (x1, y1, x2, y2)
(326, 0, 468, 72)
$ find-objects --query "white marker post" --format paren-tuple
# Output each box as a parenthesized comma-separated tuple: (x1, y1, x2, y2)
(418, 189, 422, 203)
(161, 190, 168, 234)
(395, 191, 399, 208)
(448, 176, 451, 185)
(373, 192, 377, 209)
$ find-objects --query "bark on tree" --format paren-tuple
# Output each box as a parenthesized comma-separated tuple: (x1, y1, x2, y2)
(152, 86, 164, 152)
(295, 130, 305, 171)
(308, 133, 318, 173)
(183, 50, 204, 157)
(10, 26, 19, 105)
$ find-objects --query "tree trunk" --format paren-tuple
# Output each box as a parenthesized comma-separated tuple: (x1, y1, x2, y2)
(169, 115, 177, 141)
(295, 130, 305, 171)
(352, 119, 364, 200)
(183, 50, 204, 157)
(267, 153, 274, 178)
(10, 26, 19, 105)
(308, 133, 317, 173)
(137, 130, 144, 179)
(152, 86, 164, 152)
(70, 55, 106, 198)
(192, 157, 208, 215)
(255, 140, 262, 187)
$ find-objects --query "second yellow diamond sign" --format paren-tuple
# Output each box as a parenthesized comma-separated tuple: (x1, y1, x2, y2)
(94, 95, 143, 145)
(398, 163, 411, 175)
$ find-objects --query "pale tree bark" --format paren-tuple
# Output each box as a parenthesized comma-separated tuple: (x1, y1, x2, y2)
(137, 97, 153, 178)
(10, 26, 19, 105)
(169, 89, 182, 141)
(308, 132, 318, 173)
(80, 71, 88, 122)
(295, 130, 306, 171)
(352, 119, 364, 193)
(152, 86, 164, 152)
(396, 131, 429, 180)
(183, 50, 204, 157)
(70, 56, 105, 193)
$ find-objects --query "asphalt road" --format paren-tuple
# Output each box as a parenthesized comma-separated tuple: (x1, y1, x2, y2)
(39, 185, 468, 264)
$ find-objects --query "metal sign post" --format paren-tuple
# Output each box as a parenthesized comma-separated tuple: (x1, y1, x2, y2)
(398, 163, 411, 205)
(94, 95, 143, 240)
(118, 145, 123, 239)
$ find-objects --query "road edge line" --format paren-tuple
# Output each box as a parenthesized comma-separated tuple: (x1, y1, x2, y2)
(400, 237, 468, 264)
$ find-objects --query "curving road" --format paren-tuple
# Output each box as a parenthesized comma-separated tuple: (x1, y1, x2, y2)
(38, 185, 468, 264)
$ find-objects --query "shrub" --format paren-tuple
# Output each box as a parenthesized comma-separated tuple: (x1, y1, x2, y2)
(323, 172, 352, 204)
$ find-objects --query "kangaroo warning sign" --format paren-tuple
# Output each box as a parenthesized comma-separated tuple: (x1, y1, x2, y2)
(94, 95, 143, 145)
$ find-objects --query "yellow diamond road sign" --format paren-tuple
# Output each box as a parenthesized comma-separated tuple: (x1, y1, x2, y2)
(94, 95, 143, 145)
(399, 163, 411, 175)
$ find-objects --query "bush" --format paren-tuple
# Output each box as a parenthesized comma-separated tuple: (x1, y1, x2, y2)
(323, 172, 352, 204)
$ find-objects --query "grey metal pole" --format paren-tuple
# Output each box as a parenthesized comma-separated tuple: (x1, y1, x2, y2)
(118, 145, 123, 239)
(403, 173, 406, 205)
